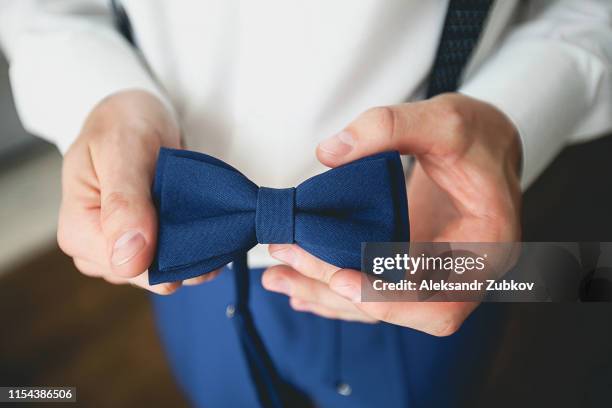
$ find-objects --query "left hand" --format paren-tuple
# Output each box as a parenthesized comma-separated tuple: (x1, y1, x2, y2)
(261, 93, 522, 336)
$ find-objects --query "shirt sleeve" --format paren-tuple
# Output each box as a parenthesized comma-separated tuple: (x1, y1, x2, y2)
(0, 0, 174, 153)
(460, 0, 612, 189)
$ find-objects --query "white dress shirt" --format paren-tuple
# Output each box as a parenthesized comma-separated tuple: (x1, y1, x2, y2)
(1, 0, 611, 266)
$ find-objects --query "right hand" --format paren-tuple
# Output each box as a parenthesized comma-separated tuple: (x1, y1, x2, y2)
(57, 90, 217, 294)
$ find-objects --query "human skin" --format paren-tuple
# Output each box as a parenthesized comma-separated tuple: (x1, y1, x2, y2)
(57, 89, 217, 294)
(261, 93, 522, 336)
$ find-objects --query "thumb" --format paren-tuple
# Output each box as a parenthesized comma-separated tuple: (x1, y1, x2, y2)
(98, 148, 159, 278)
(317, 100, 451, 168)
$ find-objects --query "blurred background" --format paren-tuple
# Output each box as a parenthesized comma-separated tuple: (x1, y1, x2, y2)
(0, 48, 611, 406)
(0, 53, 187, 406)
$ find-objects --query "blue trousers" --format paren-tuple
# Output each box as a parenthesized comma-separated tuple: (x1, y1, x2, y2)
(152, 268, 505, 407)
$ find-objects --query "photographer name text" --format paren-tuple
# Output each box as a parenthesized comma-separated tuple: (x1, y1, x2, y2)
(372, 279, 535, 292)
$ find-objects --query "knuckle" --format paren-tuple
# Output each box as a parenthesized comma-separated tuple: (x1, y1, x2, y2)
(364, 106, 397, 141)
(322, 266, 342, 284)
(100, 192, 131, 225)
(290, 297, 314, 312)
(72, 258, 84, 272)
(289, 297, 304, 310)
(261, 272, 278, 290)
(436, 98, 468, 141)
(73, 259, 98, 277)
(104, 276, 126, 285)
(379, 305, 396, 323)
(57, 212, 84, 258)
(261, 268, 275, 283)
(264, 266, 288, 283)
(429, 313, 462, 337)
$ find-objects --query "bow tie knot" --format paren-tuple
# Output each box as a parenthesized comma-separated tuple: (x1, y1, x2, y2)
(256, 187, 295, 244)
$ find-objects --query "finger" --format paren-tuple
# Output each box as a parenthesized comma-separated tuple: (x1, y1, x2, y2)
(128, 271, 181, 295)
(103, 274, 129, 285)
(99, 190, 157, 278)
(269, 244, 341, 284)
(183, 269, 222, 286)
(73, 256, 180, 295)
(94, 141, 159, 278)
(317, 97, 465, 168)
(262, 265, 366, 317)
(329, 268, 476, 336)
(57, 148, 108, 263)
(73, 258, 106, 277)
(289, 297, 377, 323)
(101, 270, 181, 295)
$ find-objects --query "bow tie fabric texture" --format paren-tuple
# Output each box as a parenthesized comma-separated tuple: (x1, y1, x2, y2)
(149, 148, 410, 285)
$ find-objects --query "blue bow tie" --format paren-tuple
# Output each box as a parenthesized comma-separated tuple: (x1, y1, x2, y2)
(148, 147, 409, 407)
(149, 148, 409, 284)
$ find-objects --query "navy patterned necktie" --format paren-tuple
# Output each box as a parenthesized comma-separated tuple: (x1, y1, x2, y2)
(426, 0, 494, 98)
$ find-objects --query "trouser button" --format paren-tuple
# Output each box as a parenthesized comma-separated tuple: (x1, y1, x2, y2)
(336, 382, 352, 396)
(225, 304, 236, 318)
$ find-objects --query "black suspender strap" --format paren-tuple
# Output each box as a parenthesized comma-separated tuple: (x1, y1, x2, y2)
(110, 0, 136, 46)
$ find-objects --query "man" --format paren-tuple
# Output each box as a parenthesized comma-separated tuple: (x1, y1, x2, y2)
(1, 0, 611, 406)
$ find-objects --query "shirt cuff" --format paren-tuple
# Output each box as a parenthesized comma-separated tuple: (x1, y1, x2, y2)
(8, 27, 173, 154)
(460, 39, 597, 190)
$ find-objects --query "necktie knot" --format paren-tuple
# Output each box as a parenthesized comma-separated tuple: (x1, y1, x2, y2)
(255, 187, 295, 244)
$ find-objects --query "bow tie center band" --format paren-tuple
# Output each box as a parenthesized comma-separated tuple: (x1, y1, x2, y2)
(256, 187, 295, 244)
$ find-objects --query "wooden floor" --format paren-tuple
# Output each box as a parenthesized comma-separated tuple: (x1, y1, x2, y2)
(0, 248, 188, 407)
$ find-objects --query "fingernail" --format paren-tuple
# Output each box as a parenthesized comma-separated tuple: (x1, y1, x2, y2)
(332, 283, 360, 303)
(112, 230, 145, 266)
(267, 278, 292, 295)
(319, 131, 354, 156)
(271, 247, 296, 266)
